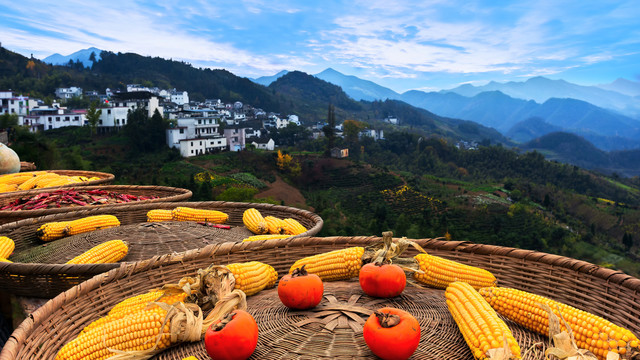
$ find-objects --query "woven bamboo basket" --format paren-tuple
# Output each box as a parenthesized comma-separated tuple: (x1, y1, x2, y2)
(0, 201, 323, 298)
(0, 185, 193, 225)
(1, 236, 639, 360)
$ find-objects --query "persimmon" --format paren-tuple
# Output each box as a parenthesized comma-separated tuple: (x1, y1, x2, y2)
(278, 265, 324, 309)
(359, 262, 406, 298)
(363, 307, 421, 360)
(204, 309, 258, 360)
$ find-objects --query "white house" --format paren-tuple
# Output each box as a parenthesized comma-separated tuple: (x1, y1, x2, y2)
(55, 87, 83, 99)
(248, 136, 275, 151)
(360, 129, 384, 141)
(0, 91, 36, 121)
(22, 103, 86, 132)
(170, 90, 189, 105)
(98, 91, 164, 131)
(177, 137, 227, 157)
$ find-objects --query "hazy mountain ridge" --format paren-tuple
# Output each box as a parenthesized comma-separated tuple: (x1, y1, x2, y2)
(444, 76, 640, 118)
(43, 47, 102, 68)
(522, 132, 640, 177)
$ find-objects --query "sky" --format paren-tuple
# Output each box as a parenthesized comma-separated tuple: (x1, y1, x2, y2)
(1, 0, 639, 93)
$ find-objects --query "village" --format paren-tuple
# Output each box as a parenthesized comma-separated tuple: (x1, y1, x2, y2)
(0, 85, 387, 158)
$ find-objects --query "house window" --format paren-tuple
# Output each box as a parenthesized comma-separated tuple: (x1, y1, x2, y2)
(99, 120, 103, 125)
(48, 117, 52, 121)
(191, 142, 194, 146)
(56, 117, 60, 121)
(107, 109, 111, 114)
(198, 120, 201, 124)
(74, 116, 79, 121)
(200, 141, 202, 146)
(116, 119, 120, 125)
(179, 129, 184, 134)
(191, 149, 194, 154)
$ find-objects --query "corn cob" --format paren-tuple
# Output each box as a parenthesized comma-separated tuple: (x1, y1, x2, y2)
(37, 177, 74, 188)
(446, 282, 521, 359)
(66, 240, 129, 264)
(32, 173, 63, 188)
(479, 286, 640, 360)
(147, 209, 174, 222)
(0, 257, 11, 263)
(18, 173, 60, 190)
(414, 253, 497, 290)
(80, 289, 188, 335)
(0, 173, 34, 185)
(171, 207, 228, 223)
(226, 261, 278, 296)
(56, 301, 175, 359)
(63, 215, 120, 237)
(36, 221, 72, 241)
(242, 234, 292, 242)
(243, 208, 268, 234)
(0, 236, 15, 259)
(182, 357, 199, 360)
(282, 218, 307, 235)
(289, 247, 365, 281)
(0, 183, 18, 193)
(264, 215, 286, 234)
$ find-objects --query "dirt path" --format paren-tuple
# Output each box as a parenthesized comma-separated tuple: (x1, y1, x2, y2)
(256, 175, 312, 211)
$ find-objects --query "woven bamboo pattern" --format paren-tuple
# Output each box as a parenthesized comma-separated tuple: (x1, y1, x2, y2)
(0, 236, 638, 360)
(0, 185, 192, 225)
(0, 201, 323, 298)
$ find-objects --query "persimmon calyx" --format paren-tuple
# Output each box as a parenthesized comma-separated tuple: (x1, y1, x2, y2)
(291, 264, 309, 277)
(211, 312, 235, 331)
(375, 311, 401, 328)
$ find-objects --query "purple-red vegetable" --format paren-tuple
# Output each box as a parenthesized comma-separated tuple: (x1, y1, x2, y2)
(0, 189, 160, 211)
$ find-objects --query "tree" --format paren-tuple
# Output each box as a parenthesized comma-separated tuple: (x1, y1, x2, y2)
(85, 102, 102, 135)
(343, 119, 367, 145)
(322, 104, 336, 156)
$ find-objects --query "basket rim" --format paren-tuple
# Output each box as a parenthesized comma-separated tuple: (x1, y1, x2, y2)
(0, 200, 324, 273)
(1, 236, 639, 360)
(0, 184, 193, 218)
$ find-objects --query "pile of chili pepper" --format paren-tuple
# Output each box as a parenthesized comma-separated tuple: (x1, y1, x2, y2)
(0, 189, 159, 211)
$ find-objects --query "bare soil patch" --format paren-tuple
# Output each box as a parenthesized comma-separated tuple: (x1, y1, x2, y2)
(256, 175, 312, 211)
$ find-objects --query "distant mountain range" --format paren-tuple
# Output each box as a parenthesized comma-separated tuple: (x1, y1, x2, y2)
(253, 68, 640, 152)
(43, 47, 102, 68)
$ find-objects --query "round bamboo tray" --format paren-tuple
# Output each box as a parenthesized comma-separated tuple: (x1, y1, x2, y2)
(0, 185, 193, 225)
(0, 201, 323, 298)
(1, 236, 638, 360)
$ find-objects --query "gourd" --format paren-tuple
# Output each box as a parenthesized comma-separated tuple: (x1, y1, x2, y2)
(0, 143, 20, 175)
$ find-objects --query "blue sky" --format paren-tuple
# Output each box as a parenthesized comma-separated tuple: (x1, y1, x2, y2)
(1, 0, 639, 92)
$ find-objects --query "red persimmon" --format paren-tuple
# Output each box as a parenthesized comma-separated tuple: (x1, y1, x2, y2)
(363, 307, 421, 360)
(204, 309, 258, 360)
(278, 265, 324, 309)
(359, 262, 406, 298)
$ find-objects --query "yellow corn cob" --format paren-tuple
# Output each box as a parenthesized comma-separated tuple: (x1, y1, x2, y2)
(242, 234, 292, 242)
(37, 177, 75, 188)
(63, 215, 120, 237)
(289, 247, 364, 281)
(171, 207, 229, 223)
(0, 257, 11, 263)
(80, 289, 188, 335)
(66, 240, 129, 264)
(0, 173, 34, 185)
(282, 218, 307, 235)
(264, 215, 286, 234)
(17, 173, 60, 190)
(226, 261, 278, 296)
(242, 208, 268, 234)
(479, 286, 640, 360)
(182, 357, 199, 360)
(0, 183, 18, 193)
(147, 209, 174, 222)
(0, 236, 15, 259)
(56, 302, 174, 360)
(446, 282, 521, 359)
(32, 173, 62, 188)
(36, 221, 72, 241)
(414, 253, 497, 290)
